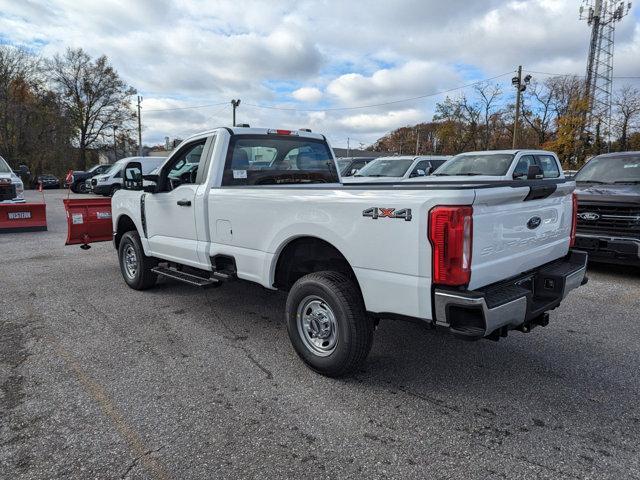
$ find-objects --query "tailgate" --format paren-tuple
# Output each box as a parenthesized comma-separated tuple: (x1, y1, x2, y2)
(469, 182, 574, 289)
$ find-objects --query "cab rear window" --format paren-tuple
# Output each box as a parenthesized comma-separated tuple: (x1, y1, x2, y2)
(222, 135, 338, 186)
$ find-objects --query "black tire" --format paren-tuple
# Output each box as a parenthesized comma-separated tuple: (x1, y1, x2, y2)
(118, 231, 158, 290)
(286, 271, 374, 377)
(76, 181, 88, 194)
(109, 185, 121, 197)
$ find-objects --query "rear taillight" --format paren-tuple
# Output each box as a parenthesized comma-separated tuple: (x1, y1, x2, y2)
(429, 205, 473, 286)
(570, 192, 578, 247)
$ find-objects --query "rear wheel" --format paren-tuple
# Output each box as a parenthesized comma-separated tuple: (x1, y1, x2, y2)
(286, 271, 374, 377)
(118, 231, 157, 290)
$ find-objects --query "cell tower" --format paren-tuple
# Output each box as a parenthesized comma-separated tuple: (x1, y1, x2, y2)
(579, 1, 632, 147)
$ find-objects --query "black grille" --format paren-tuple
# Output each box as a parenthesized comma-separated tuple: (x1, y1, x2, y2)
(577, 203, 640, 238)
(0, 182, 17, 201)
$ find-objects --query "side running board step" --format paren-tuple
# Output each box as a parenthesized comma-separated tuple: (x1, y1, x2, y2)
(151, 266, 220, 288)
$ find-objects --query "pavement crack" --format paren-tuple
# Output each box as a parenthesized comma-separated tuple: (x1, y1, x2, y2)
(206, 298, 273, 380)
(121, 446, 165, 480)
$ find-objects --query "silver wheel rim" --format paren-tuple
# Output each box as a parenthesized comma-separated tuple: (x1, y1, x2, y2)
(296, 296, 338, 357)
(123, 244, 138, 279)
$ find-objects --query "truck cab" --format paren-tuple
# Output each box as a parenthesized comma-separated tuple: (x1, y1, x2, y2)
(426, 149, 564, 181)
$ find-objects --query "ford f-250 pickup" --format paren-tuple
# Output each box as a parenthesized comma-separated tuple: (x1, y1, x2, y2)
(78, 127, 586, 376)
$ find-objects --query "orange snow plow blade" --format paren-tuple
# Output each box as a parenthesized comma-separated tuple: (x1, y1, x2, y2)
(0, 203, 47, 233)
(63, 198, 112, 248)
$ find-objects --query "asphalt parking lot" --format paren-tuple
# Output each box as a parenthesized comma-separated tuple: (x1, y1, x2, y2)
(1, 190, 639, 479)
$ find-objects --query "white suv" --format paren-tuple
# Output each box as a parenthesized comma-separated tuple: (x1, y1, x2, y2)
(90, 157, 166, 196)
(0, 155, 25, 203)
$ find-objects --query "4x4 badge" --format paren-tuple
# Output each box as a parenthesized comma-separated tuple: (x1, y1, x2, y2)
(363, 207, 412, 221)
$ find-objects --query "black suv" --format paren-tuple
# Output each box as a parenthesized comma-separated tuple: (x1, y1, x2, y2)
(574, 151, 640, 266)
(68, 164, 112, 193)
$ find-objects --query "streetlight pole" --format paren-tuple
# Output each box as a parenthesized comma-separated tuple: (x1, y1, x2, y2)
(231, 99, 241, 126)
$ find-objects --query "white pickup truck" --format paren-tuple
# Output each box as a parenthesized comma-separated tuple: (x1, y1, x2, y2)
(106, 127, 586, 376)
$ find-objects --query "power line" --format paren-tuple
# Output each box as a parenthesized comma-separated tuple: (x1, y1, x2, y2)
(524, 69, 640, 79)
(144, 101, 229, 112)
(242, 72, 514, 112)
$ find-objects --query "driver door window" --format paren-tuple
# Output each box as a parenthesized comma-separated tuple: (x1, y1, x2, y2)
(513, 155, 535, 178)
(410, 161, 429, 177)
(164, 141, 206, 190)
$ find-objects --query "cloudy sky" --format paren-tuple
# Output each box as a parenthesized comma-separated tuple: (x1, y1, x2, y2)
(1, 0, 639, 148)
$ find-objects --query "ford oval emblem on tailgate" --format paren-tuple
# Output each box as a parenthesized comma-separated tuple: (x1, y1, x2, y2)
(527, 216, 542, 229)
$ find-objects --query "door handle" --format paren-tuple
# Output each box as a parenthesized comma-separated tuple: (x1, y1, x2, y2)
(177, 199, 192, 207)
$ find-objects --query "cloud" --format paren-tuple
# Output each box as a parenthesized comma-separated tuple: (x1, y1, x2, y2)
(327, 61, 461, 105)
(0, 0, 637, 148)
(292, 87, 322, 102)
(336, 109, 425, 132)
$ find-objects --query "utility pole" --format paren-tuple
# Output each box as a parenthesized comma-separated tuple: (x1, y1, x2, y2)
(511, 66, 531, 149)
(112, 125, 118, 161)
(137, 96, 142, 156)
(231, 99, 241, 126)
(347, 137, 350, 157)
(415, 127, 420, 155)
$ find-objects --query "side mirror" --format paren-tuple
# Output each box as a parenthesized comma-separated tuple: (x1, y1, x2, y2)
(142, 174, 159, 193)
(123, 162, 143, 190)
(527, 165, 544, 180)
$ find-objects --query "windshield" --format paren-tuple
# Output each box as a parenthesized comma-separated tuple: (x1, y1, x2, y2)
(435, 153, 515, 176)
(574, 155, 640, 183)
(355, 158, 414, 177)
(103, 162, 124, 176)
(0, 156, 11, 174)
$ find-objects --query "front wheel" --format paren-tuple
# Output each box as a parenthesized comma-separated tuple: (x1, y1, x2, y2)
(76, 182, 88, 194)
(286, 271, 374, 377)
(109, 185, 121, 197)
(118, 231, 158, 290)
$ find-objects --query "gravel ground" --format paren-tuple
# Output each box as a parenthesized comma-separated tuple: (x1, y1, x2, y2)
(1, 189, 639, 480)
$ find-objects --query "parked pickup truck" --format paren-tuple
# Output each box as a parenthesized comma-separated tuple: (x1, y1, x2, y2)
(425, 149, 564, 181)
(73, 127, 586, 376)
(573, 151, 640, 266)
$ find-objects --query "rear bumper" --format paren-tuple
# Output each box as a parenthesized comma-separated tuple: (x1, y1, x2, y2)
(575, 233, 640, 265)
(433, 250, 588, 339)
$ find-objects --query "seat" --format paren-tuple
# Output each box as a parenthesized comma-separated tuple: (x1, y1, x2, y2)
(231, 149, 250, 169)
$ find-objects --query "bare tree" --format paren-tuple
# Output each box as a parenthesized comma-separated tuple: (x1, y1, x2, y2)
(474, 83, 502, 150)
(47, 48, 136, 168)
(612, 85, 640, 151)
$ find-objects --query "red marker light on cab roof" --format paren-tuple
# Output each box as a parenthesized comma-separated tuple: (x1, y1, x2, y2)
(267, 129, 299, 136)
